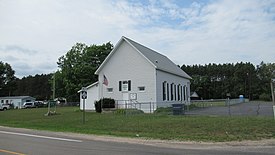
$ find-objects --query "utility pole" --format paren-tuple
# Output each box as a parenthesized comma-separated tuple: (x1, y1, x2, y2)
(271, 79, 275, 120)
(53, 73, 56, 100)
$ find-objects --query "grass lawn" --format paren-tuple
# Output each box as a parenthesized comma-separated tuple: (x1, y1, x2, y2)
(0, 107, 275, 142)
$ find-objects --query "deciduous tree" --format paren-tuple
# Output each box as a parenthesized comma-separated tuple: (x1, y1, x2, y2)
(56, 42, 113, 101)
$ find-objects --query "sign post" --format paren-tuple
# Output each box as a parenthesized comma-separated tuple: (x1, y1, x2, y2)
(271, 79, 275, 120)
(81, 87, 87, 124)
(226, 93, 231, 116)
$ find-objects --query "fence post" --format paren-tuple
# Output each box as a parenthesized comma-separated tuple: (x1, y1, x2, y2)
(256, 103, 260, 116)
(227, 98, 231, 116)
(271, 80, 275, 120)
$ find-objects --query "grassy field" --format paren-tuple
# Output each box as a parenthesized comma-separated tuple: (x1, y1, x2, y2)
(0, 107, 275, 142)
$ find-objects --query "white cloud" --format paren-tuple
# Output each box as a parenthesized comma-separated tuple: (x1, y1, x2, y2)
(0, 0, 275, 78)
(127, 0, 275, 65)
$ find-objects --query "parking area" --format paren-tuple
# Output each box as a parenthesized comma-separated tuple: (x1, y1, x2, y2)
(185, 101, 274, 116)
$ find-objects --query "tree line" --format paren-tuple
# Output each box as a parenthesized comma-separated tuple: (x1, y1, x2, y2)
(0, 62, 52, 100)
(0, 42, 113, 102)
(1, 42, 274, 102)
(181, 62, 275, 100)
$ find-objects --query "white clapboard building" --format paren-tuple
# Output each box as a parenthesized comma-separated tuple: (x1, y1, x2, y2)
(0, 96, 36, 109)
(79, 36, 191, 113)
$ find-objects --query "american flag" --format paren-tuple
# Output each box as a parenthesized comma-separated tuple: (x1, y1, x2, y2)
(103, 75, 108, 86)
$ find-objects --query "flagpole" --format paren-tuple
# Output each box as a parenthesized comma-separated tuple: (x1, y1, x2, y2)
(101, 75, 103, 112)
(100, 74, 109, 112)
(101, 74, 104, 112)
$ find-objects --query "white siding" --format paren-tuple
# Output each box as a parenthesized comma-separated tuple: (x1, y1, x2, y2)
(98, 40, 156, 103)
(12, 99, 23, 109)
(156, 70, 190, 107)
(0, 97, 35, 109)
(80, 84, 99, 110)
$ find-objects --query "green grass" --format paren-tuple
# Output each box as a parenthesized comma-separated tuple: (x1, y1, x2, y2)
(0, 107, 275, 142)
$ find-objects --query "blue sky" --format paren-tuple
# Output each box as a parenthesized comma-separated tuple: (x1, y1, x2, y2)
(0, 0, 275, 78)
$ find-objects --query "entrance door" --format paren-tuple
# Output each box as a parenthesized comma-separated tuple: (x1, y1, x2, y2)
(123, 92, 129, 101)
(122, 93, 129, 108)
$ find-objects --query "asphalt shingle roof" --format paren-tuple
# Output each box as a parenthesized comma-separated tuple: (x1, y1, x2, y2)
(0, 96, 34, 99)
(123, 36, 192, 79)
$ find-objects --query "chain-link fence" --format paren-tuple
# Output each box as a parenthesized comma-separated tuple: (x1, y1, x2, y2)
(111, 99, 274, 117)
(115, 100, 157, 113)
(114, 100, 189, 113)
(185, 100, 274, 117)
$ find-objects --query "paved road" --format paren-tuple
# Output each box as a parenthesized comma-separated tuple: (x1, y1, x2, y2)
(185, 101, 274, 116)
(1, 126, 275, 155)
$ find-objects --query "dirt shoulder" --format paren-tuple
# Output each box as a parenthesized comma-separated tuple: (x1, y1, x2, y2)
(66, 132, 275, 150)
(1, 125, 275, 150)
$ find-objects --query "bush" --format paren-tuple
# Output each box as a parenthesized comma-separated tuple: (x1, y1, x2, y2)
(114, 109, 144, 115)
(94, 101, 102, 113)
(154, 107, 172, 114)
(186, 104, 199, 110)
(94, 98, 115, 113)
(114, 109, 126, 115)
(259, 93, 271, 101)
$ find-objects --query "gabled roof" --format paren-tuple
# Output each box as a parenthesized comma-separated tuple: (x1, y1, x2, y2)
(0, 96, 35, 100)
(191, 92, 199, 98)
(77, 81, 99, 93)
(95, 36, 191, 79)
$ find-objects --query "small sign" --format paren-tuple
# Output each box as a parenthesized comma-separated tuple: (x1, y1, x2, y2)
(81, 87, 87, 99)
(82, 91, 87, 99)
(130, 93, 137, 100)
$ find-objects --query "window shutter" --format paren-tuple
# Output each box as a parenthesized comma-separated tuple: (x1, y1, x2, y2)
(119, 81, 122, 91)
(128, 80, 131, 91)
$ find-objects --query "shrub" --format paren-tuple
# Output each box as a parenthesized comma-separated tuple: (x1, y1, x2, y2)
(114, 109, 126, 115)
(94, 98, 115, 113)
(114, 109, 144, 115)
(186, 104, 199, 110)
(94, 101, 102, 113)
(154, 107, 172, 114)
(259, 93, 271, 101)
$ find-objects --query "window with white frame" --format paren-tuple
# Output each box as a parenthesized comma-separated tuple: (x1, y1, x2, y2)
(183, 85, 186, 101)
(174, 85, 177, 101)
(180, 85, 183, 101)
(138, 86, 145, 92)
(107, 88, 113, 93)
(162, 82, 166, 101)
(178, 84, 180, 101)
(167, 83, 169, 101)
(171, 83, 174, 100)
(122, 81, 128, 91)
(119, 80, 131, 92)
